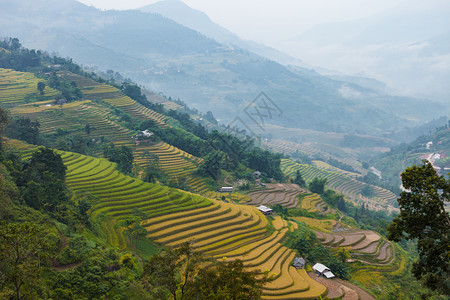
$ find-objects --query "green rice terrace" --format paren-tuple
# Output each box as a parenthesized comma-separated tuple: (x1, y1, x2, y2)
(265, 139, 364, 174)
(1, 68, 212, 193)
(281, 159, 398, 213)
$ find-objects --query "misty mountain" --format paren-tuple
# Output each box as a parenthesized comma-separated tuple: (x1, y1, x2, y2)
(0, 0, 444, 136)
(139, 0, 307, 67)
(289, 0, 450, 103)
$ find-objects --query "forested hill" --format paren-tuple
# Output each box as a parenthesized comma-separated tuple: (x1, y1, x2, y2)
(0, 0, 445, 135)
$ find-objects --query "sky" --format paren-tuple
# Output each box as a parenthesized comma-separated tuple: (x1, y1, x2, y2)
(77, 0, 405, 45)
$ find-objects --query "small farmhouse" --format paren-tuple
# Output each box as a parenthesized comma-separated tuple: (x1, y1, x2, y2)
(292, 257, 306, 269)
(219, 187, 234, 193)
(257, 205, 273, 215)
(312, 263, 335, 278)
(133, 130, 154, 143)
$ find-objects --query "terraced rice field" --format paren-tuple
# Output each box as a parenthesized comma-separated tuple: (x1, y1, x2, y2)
(59, 71, 168, 128)
(10, 99, 134, 147)
(64, 152, 327, 298)
(0, 69, 212, 193)
(292, 217, 337, 233)
(298, 193, 334, 214)
(8, 146, 325, 299)
(202, 191, 253, 204)
(57, 71, 215, 192)
(143, 90, 183, 111)
(281, 159, 398, 212)
(314, 229, 395, 266)
(312, 160, 361, 178)
(265, 139, 320, 157)
(0, 68, 57, 107)
(265, 139, 364, 174)
(246, 183, 307, 208)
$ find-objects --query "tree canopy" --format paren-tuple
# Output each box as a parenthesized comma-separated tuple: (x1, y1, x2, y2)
(0, 221, 54, 300)
(388, 161, 449, 294)
(16, 147, 68, 211)
(308, 177, 327, 194)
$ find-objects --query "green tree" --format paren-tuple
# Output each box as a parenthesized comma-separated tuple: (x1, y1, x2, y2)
(84, 123, 91, 135)
(37, 81, 46, 95)
(121, 215, 147, 246)
(185, 259, 272, 300)
(0, 222, 53, 300)
(293, 170, 306, 187)
(361, 185, 374, 197)
(7, 117, 40, 145)
(0, 108, 8, 136)
(308, 177, 327, 194)
(18, 147, 68, 212)
(388, 161, 449, 294)
(197, 150, 223, 180)
(103, 144, 134, 174)
(142, 241, 201, 300)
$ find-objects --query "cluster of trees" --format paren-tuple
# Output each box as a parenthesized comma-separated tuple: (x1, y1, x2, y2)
(2, 146, 68, 215)
(326, 158, 357, 173)
(357, 171, 401, 197)
(290, 230, 349, 279)
(47, 73, 84, 102)
(140, 115, 283, 181)
(0, 38, 41, 71)
(103, 144, 134, 174)
(308, 177, 327, 194)
(7, 117, 40, 145)
(141, 242, 272, 300)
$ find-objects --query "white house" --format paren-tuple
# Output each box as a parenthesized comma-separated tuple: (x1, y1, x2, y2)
(257, 205, 273, 215)
(312, 263, 335, 279)
(219, 187, 233, 193)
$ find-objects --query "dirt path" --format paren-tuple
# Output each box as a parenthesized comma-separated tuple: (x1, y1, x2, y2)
(334, 278, 376, 300)
(308, 272, 345, 299)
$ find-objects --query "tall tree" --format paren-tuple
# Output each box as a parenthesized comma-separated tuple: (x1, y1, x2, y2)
(185, 259, 272, 300)
(293, 170, 305, 187)
(388, 161, 449, 294)
(308, 177, 327, 194)
(7, 117, 40, 145)
(18, 147, 68, 211)
(103, 144, 134, 174)
(0, 222, 53, 300)
(142, 241, 201, 300)
(37, 81, 46, 95)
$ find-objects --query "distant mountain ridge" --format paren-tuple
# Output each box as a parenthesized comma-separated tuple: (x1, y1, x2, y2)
(0, 0, 444, 136)
(287, 0, 450, 103)
(139, 0, 308, 67)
